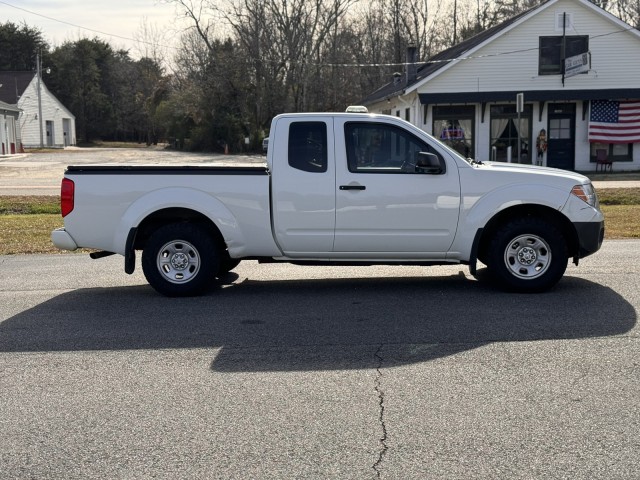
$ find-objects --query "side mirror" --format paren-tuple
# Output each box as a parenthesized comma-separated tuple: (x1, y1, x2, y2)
(415, 152, 444, 174)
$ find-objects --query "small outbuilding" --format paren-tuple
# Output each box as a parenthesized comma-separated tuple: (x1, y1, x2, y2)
(0, 71, 76, 149)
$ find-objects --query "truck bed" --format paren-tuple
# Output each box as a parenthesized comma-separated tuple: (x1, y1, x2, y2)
(61, 164, 277, 258)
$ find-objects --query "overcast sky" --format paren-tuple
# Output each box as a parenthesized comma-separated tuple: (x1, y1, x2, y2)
(1, 0, 184, 57)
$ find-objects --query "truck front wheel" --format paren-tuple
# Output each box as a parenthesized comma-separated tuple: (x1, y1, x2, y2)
(486, 218, 567, 293)
(142, 223, 219, 296)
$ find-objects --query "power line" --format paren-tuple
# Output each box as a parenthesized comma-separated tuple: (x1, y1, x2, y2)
(0, 0, 176, 50)
(299, 24, 640, 68)
(315, 47, 540, 68)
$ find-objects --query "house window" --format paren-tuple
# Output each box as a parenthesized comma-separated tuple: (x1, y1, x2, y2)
(490, 105, 532, 163)
(405, 108, 410, 122)
(432, 105, 475, 158)
(590, 143, 633, 162)
(539, 35, 588, 75)
(555, 12, 574, 31)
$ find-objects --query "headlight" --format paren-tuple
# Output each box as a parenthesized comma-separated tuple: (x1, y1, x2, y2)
(571, 183, 598, 208)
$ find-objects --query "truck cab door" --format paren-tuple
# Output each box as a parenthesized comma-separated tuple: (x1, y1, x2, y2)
(270, 117, 335, 256)
(333, 118, 461, 257)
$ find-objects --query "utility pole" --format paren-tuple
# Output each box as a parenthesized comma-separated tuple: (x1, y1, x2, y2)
(36, 51, 44, 148)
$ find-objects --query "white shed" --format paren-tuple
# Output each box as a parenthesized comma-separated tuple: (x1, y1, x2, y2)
(0, 71, 76, 149)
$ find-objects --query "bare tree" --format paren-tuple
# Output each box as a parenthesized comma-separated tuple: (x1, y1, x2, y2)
(261, 0, 357, 111)
(169, 0, 356, 112)
(161, 0, 223, 52)
(607, 0, 640, 28)
(133, 17, 170, 68)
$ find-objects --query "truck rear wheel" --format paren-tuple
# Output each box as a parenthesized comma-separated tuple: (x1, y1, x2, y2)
(487, 218, 567, 293)
(142, 223, 219, 296)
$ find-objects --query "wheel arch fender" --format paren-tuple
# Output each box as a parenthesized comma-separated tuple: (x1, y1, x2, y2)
(113, 187, 241, 256)
(454, 185, 577, 262)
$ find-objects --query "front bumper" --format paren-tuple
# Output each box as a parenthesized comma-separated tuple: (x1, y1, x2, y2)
(573, 220, 605, 258)
(51, 228, 78, 251)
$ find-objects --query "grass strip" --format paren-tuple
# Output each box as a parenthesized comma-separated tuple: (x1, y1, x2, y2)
(597, 188, 640, 206)
(0, 215, 65, 255)
(0, 195, 60, 215)
(600, 205, 640, 238)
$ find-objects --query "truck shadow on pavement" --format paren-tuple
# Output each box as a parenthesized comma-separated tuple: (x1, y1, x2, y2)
(0, 271, 635, 372)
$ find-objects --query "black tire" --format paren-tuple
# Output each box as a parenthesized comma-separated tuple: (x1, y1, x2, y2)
(486, 217, 568, 293)
(142, 223, 220, 297)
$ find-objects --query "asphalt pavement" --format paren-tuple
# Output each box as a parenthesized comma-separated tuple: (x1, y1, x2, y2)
(0, 243, 638, 478)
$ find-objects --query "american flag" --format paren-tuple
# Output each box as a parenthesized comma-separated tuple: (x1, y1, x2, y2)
(588, 100, 640, 143)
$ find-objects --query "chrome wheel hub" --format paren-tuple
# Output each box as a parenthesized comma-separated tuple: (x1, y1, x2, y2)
(504, 234, 551, 279)
(170, 252, 189, 270)
(517, 246, 537, 266)
(157, 240, 201, 284)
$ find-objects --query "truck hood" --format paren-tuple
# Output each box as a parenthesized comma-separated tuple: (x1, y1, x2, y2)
(478, 161, 590, 185)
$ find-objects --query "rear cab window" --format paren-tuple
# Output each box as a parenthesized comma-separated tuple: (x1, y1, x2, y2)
(288, 122, 328, 173)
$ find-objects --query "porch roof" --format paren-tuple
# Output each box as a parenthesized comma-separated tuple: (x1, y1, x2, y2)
(418, 88, 640, 105)
(0, 99, 21, 113)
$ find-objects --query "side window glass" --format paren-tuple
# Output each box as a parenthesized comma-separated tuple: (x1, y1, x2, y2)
(345, 123, 444, 174)
(288, 122, 328, 173)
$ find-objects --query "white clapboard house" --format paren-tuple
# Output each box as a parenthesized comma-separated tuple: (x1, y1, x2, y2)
(0, 71, 76, 149)
(362, 0, 640, 171)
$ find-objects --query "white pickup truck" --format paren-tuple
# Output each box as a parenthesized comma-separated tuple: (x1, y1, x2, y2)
(52, 112, 604, 296)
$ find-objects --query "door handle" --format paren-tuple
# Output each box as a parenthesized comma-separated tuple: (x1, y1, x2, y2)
(339, 185, 366, 190)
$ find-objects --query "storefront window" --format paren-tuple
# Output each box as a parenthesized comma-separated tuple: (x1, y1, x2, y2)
(490, 105, 532, 163)
(432, 106, 475, 158)
(590, 142, 633, 162)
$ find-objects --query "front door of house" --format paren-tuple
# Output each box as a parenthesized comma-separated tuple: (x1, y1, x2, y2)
(547, 103, 575, 170)
(63, 119, 71, 146)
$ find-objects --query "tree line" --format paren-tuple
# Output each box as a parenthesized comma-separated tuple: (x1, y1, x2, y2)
(1, 0, 638, 152)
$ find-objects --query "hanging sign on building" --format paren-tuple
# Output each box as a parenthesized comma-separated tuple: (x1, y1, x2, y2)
(564, 52, 590, 78)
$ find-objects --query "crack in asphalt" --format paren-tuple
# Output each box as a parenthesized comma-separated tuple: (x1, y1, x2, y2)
(372, 344, 388, 479)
